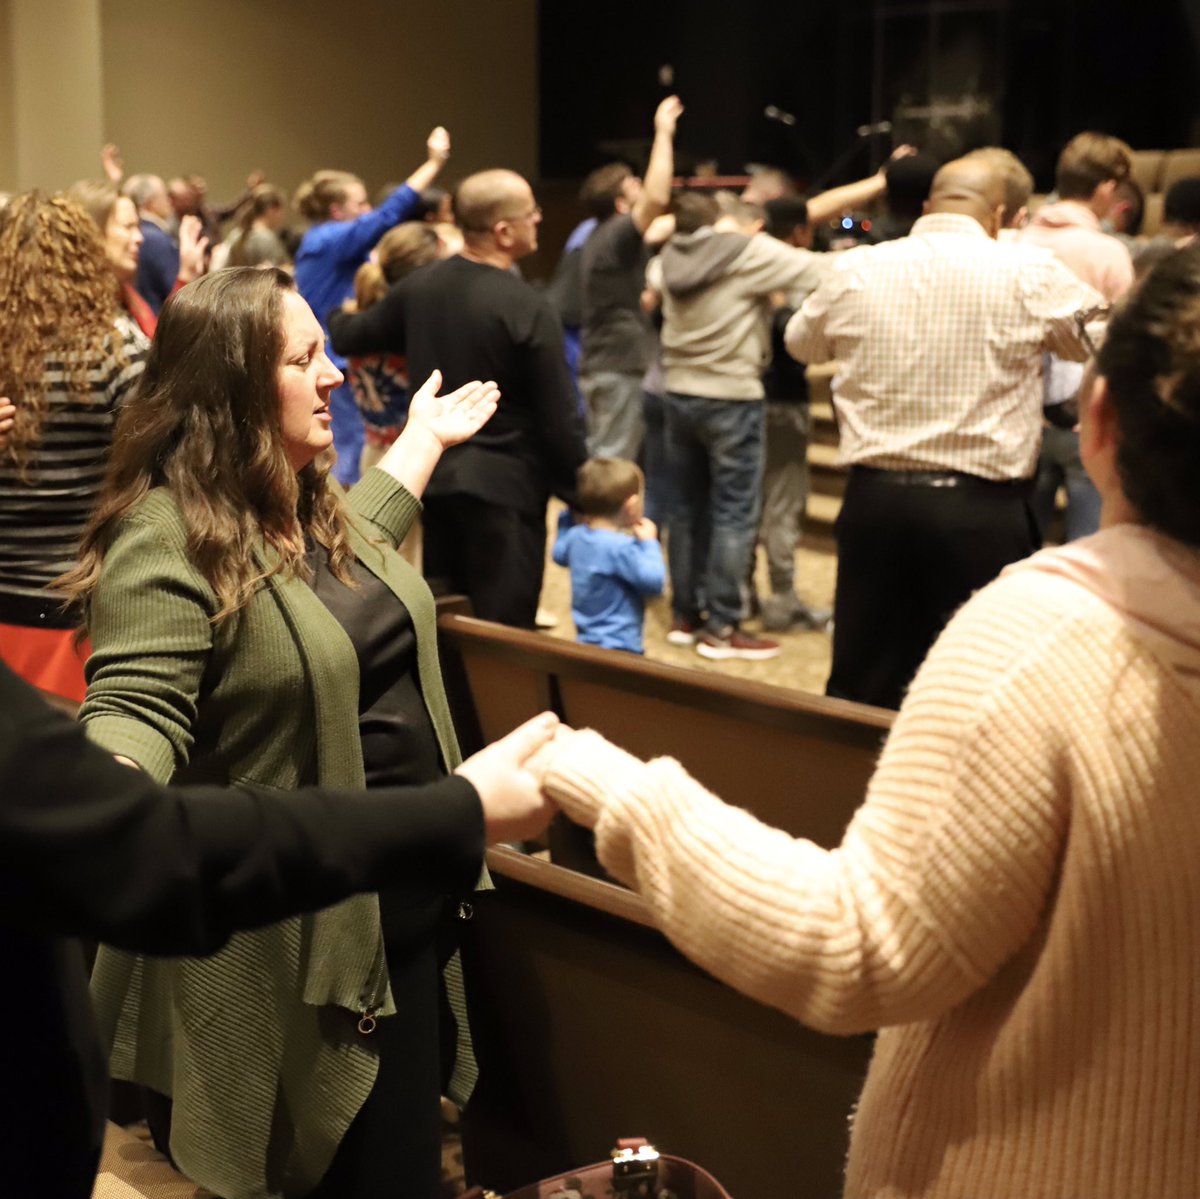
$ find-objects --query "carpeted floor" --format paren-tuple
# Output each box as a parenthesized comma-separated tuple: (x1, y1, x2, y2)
(537, 503, 837, 695)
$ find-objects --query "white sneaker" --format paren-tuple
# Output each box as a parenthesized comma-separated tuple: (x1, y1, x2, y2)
(666, 617, 702, 645)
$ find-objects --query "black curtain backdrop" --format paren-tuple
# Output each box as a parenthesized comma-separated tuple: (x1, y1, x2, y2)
(539, 0, 1200, 190)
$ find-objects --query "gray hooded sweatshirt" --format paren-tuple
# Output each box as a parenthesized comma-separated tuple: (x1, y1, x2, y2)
(652, 227, 829, 401)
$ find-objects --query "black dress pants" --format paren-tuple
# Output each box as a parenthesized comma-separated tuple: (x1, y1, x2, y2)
(827, 467, 1038, 711)
(422, 493, 547, 630)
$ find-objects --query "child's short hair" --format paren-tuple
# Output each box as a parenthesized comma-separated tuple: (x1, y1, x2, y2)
(576, 457, 643, 518)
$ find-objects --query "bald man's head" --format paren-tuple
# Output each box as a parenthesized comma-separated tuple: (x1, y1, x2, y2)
(926, 158, 1006, 235)
(454, 170, 531, 236)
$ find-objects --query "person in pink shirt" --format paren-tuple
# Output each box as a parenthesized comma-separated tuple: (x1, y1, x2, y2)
(1021, 133, 1136, 541)
(1021, 132, 1135, 300)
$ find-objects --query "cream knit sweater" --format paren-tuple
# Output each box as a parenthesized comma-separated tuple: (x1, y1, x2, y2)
(541, 525, 1200, 1199)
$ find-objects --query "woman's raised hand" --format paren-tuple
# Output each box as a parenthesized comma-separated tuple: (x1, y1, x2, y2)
(374, 371, 500, 497)
(406, 369, 499, 450)
(177, 215, 209, 284)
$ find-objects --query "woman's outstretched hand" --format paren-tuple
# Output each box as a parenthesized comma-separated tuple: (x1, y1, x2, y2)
(407, 370, 500, 449)
(373, 371, 499, 498)
(456, 712, 560, 843)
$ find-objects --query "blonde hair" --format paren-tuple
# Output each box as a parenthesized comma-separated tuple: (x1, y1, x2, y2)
(294, 170, 362, 222)
(965, 147, 1034, 226)
(65, 178, 122, 233)
(351, 222, 441, 311)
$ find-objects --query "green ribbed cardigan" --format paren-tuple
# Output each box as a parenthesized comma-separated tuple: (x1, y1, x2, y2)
(81, 468, 478, 1199)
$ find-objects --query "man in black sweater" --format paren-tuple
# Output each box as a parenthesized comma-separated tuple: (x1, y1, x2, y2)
(0, 661, 555, 1197)
(329, 170, 586, 628)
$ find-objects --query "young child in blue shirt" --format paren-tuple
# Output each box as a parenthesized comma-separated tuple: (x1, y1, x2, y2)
(552, 459, 665, 653)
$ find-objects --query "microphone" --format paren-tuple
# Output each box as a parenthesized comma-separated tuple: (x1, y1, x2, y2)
(764, 105, 797, 127)
(856, 120, 893, 137)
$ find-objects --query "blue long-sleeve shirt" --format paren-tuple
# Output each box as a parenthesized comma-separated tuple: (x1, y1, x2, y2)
(294, 182, 421, 369)
(552, 520, 664, 653)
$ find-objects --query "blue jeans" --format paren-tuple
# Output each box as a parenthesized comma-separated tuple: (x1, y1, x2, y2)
(330, 380, 365, 488)
(665, 392, 765, 632)
(1032, 424, 1101, 543)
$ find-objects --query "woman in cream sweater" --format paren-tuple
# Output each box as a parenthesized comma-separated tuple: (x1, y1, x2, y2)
(537, 245, 1200, 1199)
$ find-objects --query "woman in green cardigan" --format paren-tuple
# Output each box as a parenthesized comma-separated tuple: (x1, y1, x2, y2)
(60, 268, 505, 1199)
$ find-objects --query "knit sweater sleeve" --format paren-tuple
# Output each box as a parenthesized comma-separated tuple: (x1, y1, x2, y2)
(79, 499, 218, 783)
(345, 466, 421, 548)
(542, 572, 1076, 1035)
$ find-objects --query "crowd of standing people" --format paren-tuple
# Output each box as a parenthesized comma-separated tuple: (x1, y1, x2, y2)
(2, 102, 1200, 1199)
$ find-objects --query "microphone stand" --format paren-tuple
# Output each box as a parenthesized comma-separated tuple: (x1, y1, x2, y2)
(762, 107, 821, 182)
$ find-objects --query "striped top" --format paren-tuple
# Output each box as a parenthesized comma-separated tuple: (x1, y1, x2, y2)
(0, 316, 148, 625)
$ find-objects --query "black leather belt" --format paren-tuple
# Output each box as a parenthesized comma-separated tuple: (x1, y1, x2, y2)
(850, 465, 1027, 490)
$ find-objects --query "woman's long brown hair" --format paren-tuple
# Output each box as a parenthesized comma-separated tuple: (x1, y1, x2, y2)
(58, 267, 358, 624)
(0, 191, 126, 469)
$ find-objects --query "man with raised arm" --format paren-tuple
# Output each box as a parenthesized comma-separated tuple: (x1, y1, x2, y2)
(577, 96, 684, 460)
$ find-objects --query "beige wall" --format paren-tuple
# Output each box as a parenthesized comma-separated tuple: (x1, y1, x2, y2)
(0, 1, 13, 188)
(1, 0, 104, 192)
(0, 0, 537, 198)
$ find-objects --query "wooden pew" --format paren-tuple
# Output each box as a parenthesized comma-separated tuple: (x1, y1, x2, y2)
(462, 846, 872, 1199)
(437, 614, 893, 853)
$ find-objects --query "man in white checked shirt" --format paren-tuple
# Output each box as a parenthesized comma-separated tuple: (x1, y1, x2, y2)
(786, 157, 1103, 709)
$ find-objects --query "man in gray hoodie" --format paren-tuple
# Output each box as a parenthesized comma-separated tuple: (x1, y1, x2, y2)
(651, 192, 829, 659)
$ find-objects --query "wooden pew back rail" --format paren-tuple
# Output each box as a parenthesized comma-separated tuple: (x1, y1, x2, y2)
(438, 613, 892, 853)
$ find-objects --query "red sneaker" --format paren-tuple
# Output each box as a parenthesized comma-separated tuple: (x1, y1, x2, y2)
(696, 626, 781, 661)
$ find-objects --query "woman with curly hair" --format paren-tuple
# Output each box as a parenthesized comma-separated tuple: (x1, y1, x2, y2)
(59, 266, 500, 1199)
(0, 191, 148, 702)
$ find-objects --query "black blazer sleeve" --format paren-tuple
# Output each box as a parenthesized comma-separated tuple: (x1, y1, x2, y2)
(0, 663, 483, 957)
